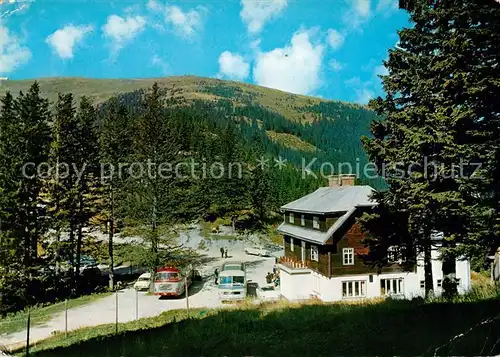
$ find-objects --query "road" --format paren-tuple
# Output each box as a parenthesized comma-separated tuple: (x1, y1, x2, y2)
(0, 248, 278, 349)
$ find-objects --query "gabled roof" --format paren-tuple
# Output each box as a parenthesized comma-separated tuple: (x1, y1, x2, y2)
(280, 186, 376, 214)
(277, 207, 358, 244)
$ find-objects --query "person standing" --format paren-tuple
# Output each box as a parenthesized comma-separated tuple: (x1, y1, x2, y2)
(214, 268, 219, 285)
(224, 247, 228, 258)
(220, 247, 224, 258)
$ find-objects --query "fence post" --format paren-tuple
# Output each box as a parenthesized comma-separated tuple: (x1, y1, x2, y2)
(25, 307, 30, 357)
(115, 290, 118, 334)
(185, 277, 189, 316)
(65, 299, 68, 338)
(135, 288, 138, 320)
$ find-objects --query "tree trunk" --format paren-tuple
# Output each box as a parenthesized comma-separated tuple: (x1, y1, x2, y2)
(76, 223, 82, 284)
(424, 239, 434, 298)
(108, 186, 115, 290)
(69, 221, 75, 287)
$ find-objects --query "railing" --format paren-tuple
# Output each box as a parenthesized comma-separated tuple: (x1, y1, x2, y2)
(279, 256, 311, 270)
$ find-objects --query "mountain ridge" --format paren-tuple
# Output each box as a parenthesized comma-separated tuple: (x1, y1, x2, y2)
(0, 76, 367, 123)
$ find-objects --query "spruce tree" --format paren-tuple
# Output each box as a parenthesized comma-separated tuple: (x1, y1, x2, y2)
(128, 83, 182, 279)
(13, 82, 52, 302)
(361, 0, 500, 298)
(99, 96, 133, 289)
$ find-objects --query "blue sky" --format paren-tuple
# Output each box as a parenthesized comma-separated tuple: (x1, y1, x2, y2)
(0, 0, 409, 103)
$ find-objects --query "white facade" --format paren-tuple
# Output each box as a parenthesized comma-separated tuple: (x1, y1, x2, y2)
(279, 247, 471, 302)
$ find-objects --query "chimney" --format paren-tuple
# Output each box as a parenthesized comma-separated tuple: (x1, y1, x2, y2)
(328, 174, 356, 187)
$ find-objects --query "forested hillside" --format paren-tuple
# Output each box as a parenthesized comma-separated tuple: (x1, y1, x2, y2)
(0, 78, 383, 315)
(0, 76, 384, 189)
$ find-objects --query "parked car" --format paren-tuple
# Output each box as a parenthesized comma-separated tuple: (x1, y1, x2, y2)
(80, 255, 97, 268)
(134, 272, 151, 291)
(244, 246, 272, 257)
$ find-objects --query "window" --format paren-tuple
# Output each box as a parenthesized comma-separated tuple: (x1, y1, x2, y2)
(311, 245, 319, 261)
(301, 215, 305, 226)
(301, 241, 306, 262)
(437, 279, 442, 288)
(420, 280, 425, 289)
(313, 216, 320, 229)
(289, 213, 294, 223)
(290, 237, 294, 252)
(157, 272, 180, 281)
(342, 280, 366, 298)
(380, 278, 404, 296)
(343, 248, 354, 265)
(232, 276, 245, 285)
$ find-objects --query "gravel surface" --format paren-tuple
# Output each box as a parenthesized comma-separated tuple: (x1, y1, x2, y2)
(0, 242, 279, 349)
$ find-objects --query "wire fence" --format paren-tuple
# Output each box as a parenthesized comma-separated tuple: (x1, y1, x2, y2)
(0, 278, 193, 357)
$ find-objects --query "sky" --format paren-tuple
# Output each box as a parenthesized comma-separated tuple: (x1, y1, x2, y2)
(0, 0, 410, 103)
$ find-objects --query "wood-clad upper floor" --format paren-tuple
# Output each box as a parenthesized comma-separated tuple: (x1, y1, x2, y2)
(281, 211, 410, 277)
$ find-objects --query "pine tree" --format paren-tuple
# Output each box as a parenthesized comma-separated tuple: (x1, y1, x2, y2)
(49, 93, 78, 268)
(361, 0, 500, 298)
(99, 96, 133, 289)
(128, 83, 182, 279)
(13, 82, 52, 302)
(73, 96, 100, 280)
(249, 133, 272, 223)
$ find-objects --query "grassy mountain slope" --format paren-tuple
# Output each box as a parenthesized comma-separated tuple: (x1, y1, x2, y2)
(0, 76, 382, 189)
(0, 76, 364, 123)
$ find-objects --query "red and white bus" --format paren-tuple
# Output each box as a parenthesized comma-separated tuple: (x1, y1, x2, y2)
(153, 264, 194, 297)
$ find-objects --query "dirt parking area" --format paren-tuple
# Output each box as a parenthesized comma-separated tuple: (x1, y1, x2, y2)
(1, 246, 279, 348)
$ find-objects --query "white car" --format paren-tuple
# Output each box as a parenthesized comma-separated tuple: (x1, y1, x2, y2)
(133, 272, 151, 291)
(244, 246, 272, 257)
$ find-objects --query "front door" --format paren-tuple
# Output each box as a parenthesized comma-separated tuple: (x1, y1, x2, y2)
(301, 241, 306, 262)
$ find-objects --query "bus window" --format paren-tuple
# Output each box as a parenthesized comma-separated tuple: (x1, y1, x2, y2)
(233, 276, 245, 285)
(157, 272, 179, 280)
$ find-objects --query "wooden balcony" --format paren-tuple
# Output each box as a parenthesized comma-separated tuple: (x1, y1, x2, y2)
(279, 256, 312, 270)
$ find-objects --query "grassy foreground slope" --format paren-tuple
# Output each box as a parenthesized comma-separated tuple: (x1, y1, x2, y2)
(16, 290, 500, 357)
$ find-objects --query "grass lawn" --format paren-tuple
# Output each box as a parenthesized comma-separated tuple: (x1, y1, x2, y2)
(0, 292, 111, 336)
(12, 287, 500, 357)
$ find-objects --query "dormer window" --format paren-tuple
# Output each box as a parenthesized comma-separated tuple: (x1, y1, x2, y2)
(289, 213, 294, 224)
(313, 216, 319, 229)
(301, 215, 305, 226)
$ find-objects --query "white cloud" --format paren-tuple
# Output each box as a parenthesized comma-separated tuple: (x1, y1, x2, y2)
(326, 29, 345, 50)
(354, 0, 371, 17)
(253, 29, 324, 95)
(0, 22, 31, 74)
(344, 77, 375, 104)
(376, 0, 399, 13)
(147, 0, 162, 12)
(218, 51, 250, 80)
(102, 15, 146, 51)
(164, 5, 205, 38)
(240, 0, 287, 34)
(329, 59, 344, 72)
(249, 38, 261, 50)
(343, 0, 372, 29)
(356, 88, 375, 104)
(46, 24, 93, 59)
(151, 55, 169, 75)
